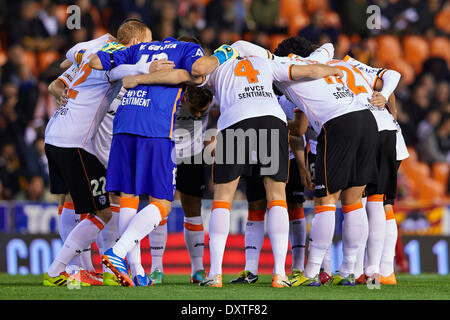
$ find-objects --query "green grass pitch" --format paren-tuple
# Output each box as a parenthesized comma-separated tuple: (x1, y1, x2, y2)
(1, 273, 449, 300)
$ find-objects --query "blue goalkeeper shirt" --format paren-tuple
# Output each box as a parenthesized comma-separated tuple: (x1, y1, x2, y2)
(96, 37, 204, 139)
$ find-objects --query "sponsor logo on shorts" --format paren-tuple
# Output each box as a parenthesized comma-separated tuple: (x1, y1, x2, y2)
(315, 185, 326, 190)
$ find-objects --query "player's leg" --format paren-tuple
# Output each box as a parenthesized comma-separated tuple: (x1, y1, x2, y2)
(176, 156, 207, 283)
(354, 196, 368, 284)
(364, 130, 397, 282)
(99, 192, 120, 285)
(56, 194, 65, 240)
(257, 115, 290, 288)
(201, 177, 240, 287)
(263, 177, 291, 288)
(180, 192, 206, 283)
(300, 124, 342, 285)
(365, 193, 386, 279)
(298, 191, 339, 286)
(329, 110, 378, 286)
(244, 198, 266, 281)
(337, 186, 368, 284)
(230, 174, 266, 284)
(149, 217, 168, 284)
(286, 158, 306, 275)
(104, 136, 176, 286)
(320, 244, 333, 284)
(58, 193, 101, 285)
(380, 203, 398, 284)
(117, 193, 146, 282)
(288, 202, 306, 274)
(380, 158, 402, 284)
(44, 145, 112, 286)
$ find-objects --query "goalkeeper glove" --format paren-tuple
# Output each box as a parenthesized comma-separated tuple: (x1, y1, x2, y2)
(212, 44, 239, 66)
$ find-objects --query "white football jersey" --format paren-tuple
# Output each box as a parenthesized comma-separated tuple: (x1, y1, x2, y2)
(205, 56, 292, 131)
(277, 94, 297, 160)
(232, 40, 334, 64)
(232, 41, 376, 135)
(275, 56, 368, 135)
(395, 120, 410, 160)
(343, 56, 397, 132)
(57, 63, 79, 87)
(45, 38, 118, 156)
(343, 56, 408, 160)
(174, 103, 209, 158)
(93, 85, 125, 167)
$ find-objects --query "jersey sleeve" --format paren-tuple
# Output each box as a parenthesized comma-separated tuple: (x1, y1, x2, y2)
(57, 64, 78, 87)
(306, 43, 334, 63)
(231, 40, 272, 59)
(270, 58, 295, 82)
(108, 61, 151, 81)
(343, 55, 383, 88)
(96, 43, 138, 70)
(66, 34, 110, 65)
(181, 43, 205, 74)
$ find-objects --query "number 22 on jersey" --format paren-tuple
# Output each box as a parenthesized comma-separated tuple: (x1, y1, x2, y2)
(324, 65, 368, 95)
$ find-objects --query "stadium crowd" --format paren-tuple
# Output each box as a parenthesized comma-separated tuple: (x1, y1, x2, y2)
(0, 0, 448, 201)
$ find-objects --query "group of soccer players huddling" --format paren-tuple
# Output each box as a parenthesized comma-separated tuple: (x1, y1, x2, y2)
(42, 17, 407, 289)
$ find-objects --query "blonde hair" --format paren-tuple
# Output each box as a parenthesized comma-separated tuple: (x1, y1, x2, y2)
(116, 19, 150, 45)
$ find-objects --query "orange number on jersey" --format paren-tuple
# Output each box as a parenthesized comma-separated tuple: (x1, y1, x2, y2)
(67, 62, 92, 99)
(234, 60, 260, 83)
(324, 65, 367, 95)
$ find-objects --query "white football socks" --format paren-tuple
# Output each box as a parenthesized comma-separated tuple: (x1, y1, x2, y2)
(114, 201, 165, 263)
(150, 219, 168, 273)
(340, 202, 368, 278)
(288, 207, 306, 272)
(304, 204, 336, 279)
(59, 202, 82, 269)
(244, 209, 265, 275)
(321, 245, 333, 275)
(48, 215, 105, 277)
(267, 201, 289, 277)
(184, 215, 205, 275)
(100, 204, 120, 274)
(380, 209, 397, 276)
(208, 201, 231, 277)
(365, 194, 386, 276)
(117, 197, 145, 277)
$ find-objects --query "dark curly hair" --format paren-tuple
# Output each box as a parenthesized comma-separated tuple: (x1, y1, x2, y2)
(274, 36, 319, 57)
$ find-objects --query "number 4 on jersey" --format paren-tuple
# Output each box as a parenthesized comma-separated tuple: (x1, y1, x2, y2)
(234, 59, 260, 83)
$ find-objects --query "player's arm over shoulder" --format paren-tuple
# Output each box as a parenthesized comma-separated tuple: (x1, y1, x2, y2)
(122, 68, 203, 89)
(190, 44, 239, 77)
(89, 43, 134, 70)
(271, 58, 343, 81)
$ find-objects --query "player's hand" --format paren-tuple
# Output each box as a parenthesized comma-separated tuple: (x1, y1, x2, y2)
(300, 167, 314, 191)
(322, 65, 344, 78)
(370, 91, 387, 108)
(56, 90, 68, 109)
(149, 59, 175, 73)
(122, 75, 139, 89)
(306, 64, 343, 79)
(212, 44, 239, 65)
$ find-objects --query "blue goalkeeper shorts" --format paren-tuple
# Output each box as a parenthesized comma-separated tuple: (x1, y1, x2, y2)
(106, 133, 177, 200)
